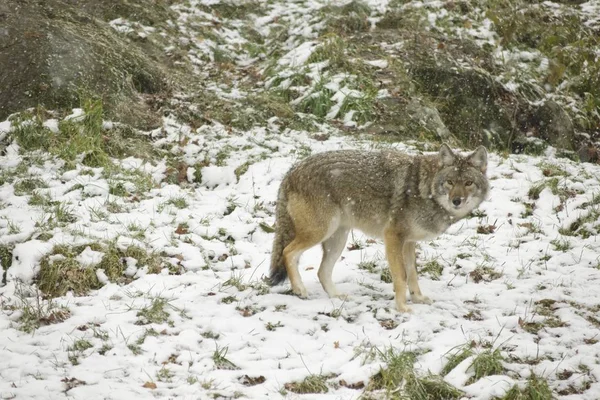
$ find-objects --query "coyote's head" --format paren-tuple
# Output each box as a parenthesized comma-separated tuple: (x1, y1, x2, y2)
(433, 144, 489, 217)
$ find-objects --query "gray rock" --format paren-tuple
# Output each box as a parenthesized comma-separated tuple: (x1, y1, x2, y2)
(534, 100, 575, 150)
(406, 99, 451, 140)
(0, 0, 172, 128)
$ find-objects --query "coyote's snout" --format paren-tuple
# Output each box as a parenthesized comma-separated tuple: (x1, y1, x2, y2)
(269, 144, 489, 312)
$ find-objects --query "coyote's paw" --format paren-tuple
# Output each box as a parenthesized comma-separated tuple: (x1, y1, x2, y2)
(396, 303, 413, 313)
(292, 285, 308, 298)
(333, 292, 349, 301)
(324, 287, 347, 300)
(412, 294, 433, 305)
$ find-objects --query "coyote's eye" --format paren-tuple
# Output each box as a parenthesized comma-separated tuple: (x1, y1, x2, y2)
(445, 179, 454, 186)
(465, 181, 474, 187)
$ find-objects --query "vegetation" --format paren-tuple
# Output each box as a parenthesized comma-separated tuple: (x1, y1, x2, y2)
(365, 347, 463, 399)
(0, 1, 598, 398)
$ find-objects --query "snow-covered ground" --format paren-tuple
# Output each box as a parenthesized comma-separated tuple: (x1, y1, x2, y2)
(2, 0, 600, 398)
(0, 117, 600, 399)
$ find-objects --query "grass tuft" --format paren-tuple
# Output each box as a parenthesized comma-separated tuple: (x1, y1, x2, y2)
(136, 297, 171, 325)
(470, 264, 503, 283)
(0, 244, 13, 283)
(494, 372, 554, 400)
(37, 246, 101, 298)
(519, 299, 567, 334)
(213, 345, 239, 370)
(550, 238, 571, 252)
(12, 285, 71, 333)
(69, 339, 93, 352)
(441, 344, 474, 376)
(528, 181, 546, 200)
(284, 374, 330, 394)
(14, 178, 48, 196)
(307, 35, 350, 71)
(322, 1, 371, 35)
(366, 348, 463, 399)
(10, 101, 161, 172)
(421, 260, 444, 280)
(467, 348, 505, 384)
(36, 243, 164, 298)
(96, 245, 127, 282)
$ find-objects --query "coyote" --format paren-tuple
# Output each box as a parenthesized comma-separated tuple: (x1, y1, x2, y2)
(268, 144, 489, 312)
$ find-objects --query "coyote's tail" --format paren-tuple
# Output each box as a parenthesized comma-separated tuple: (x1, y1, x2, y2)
(268, 187, 295, 286)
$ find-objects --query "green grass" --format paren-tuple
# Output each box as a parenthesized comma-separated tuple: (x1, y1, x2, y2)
(13, 284, 71, 333)
(135, 328, 160, 349)
(234, 161, 251, 181)
(421, 260, 444, 280)
(366, 348, 463, 399)
(550, 238, 571, 252)
(441, 344, 474, 376)
(538, 162, 567, 177)
(494, 373, 554, 400)
(156, 366, 175, 382)
(519, 299, 568, 334)
(136, 297, 172, 325)
(284, 374, 330, 394)
(104, 166, 155, 198)
(109, 182, 128, 197)
(68, 339, 93, 352)
(11, 109, 52, 151)
(339, 76, 379, 125)
(321, 0, 371, 36)
(212, 345, 239, 370)
(201, 330, 221, 340)
(37, 246, 101, 298)
(0, 245, 13, 280)
(380, 268, 393, 284)
(100, 242, 164, 278)
(52, 203, 77, 225)
(221, 295, 238, 304)
(307, 35, 350, 71)
(222, 272, 248, 292)
(158, 196, 189, 212)
(467, 348, 505, 384)
(299, 86, 335, 119)
(13, 178, 48, 196)
(95, 245, 127, 282)
(6, 220, 20, 235)
(249, 279, 270, 295)
(36, 243, 164, 298)
(558, 208, 600, 238)
(358, 259, 378, 273)
(56, 102, 110, 169)
(67, 338, 94, 365)
(265, 321, 284, 331)
(10, 100, 163, 173)
(528, 181, 547, 200)
(470, 264, 503, 283)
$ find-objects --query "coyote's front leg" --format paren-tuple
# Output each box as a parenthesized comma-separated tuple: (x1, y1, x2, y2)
(384, 227, 411, 313)
(404, 242, 432, 304)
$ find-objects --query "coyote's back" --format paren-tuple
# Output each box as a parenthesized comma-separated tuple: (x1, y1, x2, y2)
(269, 144, 489, 312)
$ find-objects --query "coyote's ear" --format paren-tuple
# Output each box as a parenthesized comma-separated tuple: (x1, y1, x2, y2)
(468, 146, 487, 173)
(439, 143, 455, 167)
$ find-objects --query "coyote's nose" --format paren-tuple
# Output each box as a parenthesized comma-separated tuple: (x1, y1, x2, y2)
(452, 197, 462, 206)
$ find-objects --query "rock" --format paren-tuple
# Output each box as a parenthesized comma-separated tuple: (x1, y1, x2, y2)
(411, 65, 516, 149)
(405, 99, 451, 140)
(578, 143, 599, 163)
(533, 100, 575, 150)
(516, 100, 576, 151)
(0, 0, 173, 128)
